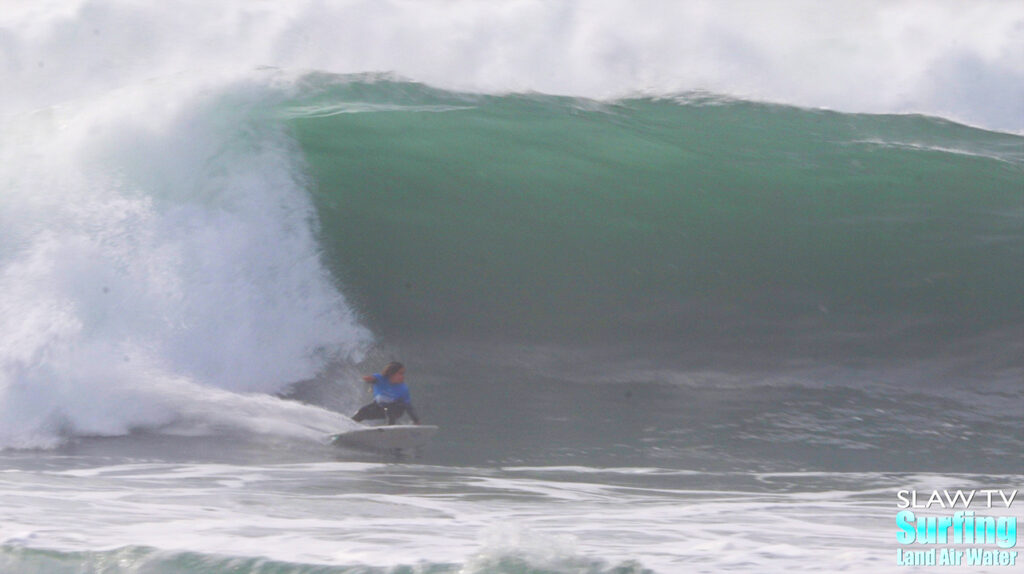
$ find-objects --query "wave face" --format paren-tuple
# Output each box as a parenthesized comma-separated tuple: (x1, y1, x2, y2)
(287, 80, 1024, 477)
(292, 77, 1024, 376)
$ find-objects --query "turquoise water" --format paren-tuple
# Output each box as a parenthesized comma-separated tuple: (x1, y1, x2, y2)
(292, 79, 1023, 360)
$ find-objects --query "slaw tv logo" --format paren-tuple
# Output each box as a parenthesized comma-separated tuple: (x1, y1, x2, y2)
(896, 489, 1018, 568)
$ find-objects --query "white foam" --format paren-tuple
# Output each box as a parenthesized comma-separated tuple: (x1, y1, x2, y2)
(9, 463, 1013, 573)
(0, 77, 371, 448)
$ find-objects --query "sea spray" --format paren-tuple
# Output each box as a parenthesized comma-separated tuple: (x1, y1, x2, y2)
(0, 78, 371, 448)
(2, 1, 1022, 133)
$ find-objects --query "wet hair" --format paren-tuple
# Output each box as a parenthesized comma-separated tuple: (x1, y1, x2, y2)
(381, 362, 404, 379)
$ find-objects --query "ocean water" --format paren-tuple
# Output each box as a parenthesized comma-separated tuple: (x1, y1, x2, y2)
(2, 2, 1023, 573)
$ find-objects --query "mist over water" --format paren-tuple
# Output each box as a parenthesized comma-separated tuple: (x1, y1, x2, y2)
(3, 0, 1023, 132)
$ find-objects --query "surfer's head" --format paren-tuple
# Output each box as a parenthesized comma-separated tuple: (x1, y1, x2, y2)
(382, 361, 405, 383)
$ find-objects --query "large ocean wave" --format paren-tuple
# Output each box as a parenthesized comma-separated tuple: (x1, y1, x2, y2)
(1, 1, 1022, 450)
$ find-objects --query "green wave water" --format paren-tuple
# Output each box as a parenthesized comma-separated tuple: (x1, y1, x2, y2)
(289, 78, 1023, 369)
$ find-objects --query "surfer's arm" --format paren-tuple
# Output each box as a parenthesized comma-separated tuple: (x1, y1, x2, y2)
(361, 375, 375, 383)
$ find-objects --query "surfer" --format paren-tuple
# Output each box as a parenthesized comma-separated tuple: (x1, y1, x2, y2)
(351, 362, 421, 425)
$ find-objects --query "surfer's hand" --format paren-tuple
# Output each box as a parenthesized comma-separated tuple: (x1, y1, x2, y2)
(361, 375, 374, 383)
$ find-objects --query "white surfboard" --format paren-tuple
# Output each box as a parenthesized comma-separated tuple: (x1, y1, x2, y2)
(330, 424, 438, 450)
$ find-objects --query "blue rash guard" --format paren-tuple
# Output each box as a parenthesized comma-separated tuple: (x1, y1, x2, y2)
(371, 374, 412, 405)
